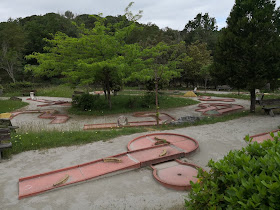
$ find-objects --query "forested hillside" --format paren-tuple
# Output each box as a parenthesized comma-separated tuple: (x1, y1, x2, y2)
(0, 10, 218, 88)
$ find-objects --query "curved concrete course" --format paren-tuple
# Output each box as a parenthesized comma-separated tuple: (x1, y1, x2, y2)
(18, 133, 200, 199)
(152, 160, 200, 191)
(83, 112, 176, 130)
(198, 96, 235, 102)
(195, 103, 244, 116)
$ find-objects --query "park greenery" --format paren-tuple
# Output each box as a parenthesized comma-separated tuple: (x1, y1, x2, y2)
(0, 99, 28, 113)
(0, 1, 279, 113)
(0, 1, 280, 207)
(185, 132, 280, 209)
(213, 0, 280, 112)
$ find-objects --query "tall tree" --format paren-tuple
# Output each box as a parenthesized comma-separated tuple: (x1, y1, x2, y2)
(25, 3, 143, 109)
(0, 20, 26, 82)
(22, 13, 78, 55)
(182, 13, 218, 52)
(214, 0, 280, 112)
(127, 42, 183, 124)
(181, 41, 213, 87)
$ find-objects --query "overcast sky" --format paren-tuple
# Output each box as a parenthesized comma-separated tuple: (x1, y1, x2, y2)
(1, 0, 279, 30)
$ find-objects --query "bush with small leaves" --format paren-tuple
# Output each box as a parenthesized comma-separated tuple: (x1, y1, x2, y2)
(185, 132, 280, 209)
(72, 93, 104, 111)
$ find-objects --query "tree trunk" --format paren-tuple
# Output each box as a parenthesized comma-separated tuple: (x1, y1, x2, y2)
(250, 89, 256, 113)
(155, 71, 159, 126)
(204, 79, 207, 93)
(106, 85, 112, 109)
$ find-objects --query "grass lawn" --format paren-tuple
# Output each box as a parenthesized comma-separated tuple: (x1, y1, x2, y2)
(196, 92, 280, 100)
(0, 100, 28, 113)
(2, 109, 252, 158)
(36, 85, 75, 98)
(2, 85, 78, 98)
(68, 94, 200, 116)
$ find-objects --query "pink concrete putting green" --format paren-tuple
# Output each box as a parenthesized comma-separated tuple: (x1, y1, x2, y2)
(250, 129, 280, 143)
(152, 160, 199, 191)
(18, 133, 200, 199)
(83, 112, 176, 130)
(11, 110, 69, 124)
(198, 96, 235, 102)
(127, 133, 198, 152)
(27, 98, 71, 107)
(195, 103, 243, 116)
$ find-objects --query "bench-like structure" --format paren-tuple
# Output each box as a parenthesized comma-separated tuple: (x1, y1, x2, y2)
(0, 128, 12, 160)
(256, 94, 280, 117)
(0, 119, 19, 130)
(216, 85, 232, 91)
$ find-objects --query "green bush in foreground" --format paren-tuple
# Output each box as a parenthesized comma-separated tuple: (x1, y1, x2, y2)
(185, 132, 280, 209)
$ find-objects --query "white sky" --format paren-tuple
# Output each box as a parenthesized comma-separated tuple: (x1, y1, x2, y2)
(0, 0, 279, 30)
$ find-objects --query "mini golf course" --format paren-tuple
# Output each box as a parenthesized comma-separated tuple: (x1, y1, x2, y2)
(195, 103, 243, 116)
(18, 133, 200, 199)
(198, 96, 235, 102)
(83, 112, 176, 130)
(11, 110, 70, 124)
(27, 98, 71, 107)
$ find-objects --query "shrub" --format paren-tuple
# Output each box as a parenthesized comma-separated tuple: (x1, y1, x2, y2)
(9, 82, 33, 89)
(185, 132, 280, 209)
(126, 96, 137, 108)
(141, 92, 156, 108)
(72, 93, 107, 111)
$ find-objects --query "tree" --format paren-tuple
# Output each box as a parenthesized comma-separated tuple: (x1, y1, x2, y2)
(0, 20, 26, 83)
(64, 11, 75, 19)
(25, 3, 142, 109)
(214, 0, 280, 112)
(200, 64, 212, 92)
(182, 13, 218, 52)
(127, 42, 183, 125)
(181, 41, 213, 87)
(22, 13, 78, 55)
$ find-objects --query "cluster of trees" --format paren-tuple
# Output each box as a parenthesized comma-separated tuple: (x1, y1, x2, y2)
(0, 0, 279, 112)
(0, 5, 217, 88)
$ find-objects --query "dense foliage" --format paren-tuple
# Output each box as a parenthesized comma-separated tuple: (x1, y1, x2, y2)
(213, 0, 280, 112)
(185, 132, 280, 209)
(0, 4, 220, 90)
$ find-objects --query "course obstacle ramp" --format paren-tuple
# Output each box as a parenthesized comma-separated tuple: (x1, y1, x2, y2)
(18, 133, 200, 199)
(195, 103, 243, 116)
(83, 112, 176, 130)
(27, 98, 71, 107)
(11, 110, 69, 124)
(198, 96, 235, 102)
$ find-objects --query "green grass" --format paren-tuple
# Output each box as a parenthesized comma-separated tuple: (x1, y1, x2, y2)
(118, 90, 145, 95)
(2, 109, 252, 158)
(4, 127, 146, 156)
(196, 92, 251, 100)
(0, 100, 28, 113)
(69, 94, 199, 116)
(36, 85, 75, 98)
(2, 85, 79, 98)
(196, 92, 280, 100)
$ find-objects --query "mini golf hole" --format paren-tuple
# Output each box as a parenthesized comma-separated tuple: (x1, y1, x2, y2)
(177, 173, 182, 176)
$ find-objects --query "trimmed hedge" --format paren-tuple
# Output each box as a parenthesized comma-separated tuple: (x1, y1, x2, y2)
(185, 132, 280, 209)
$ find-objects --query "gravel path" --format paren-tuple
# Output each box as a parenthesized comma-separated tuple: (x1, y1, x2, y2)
(1, 95, 279, 209)
(9, 96, 250, 132)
